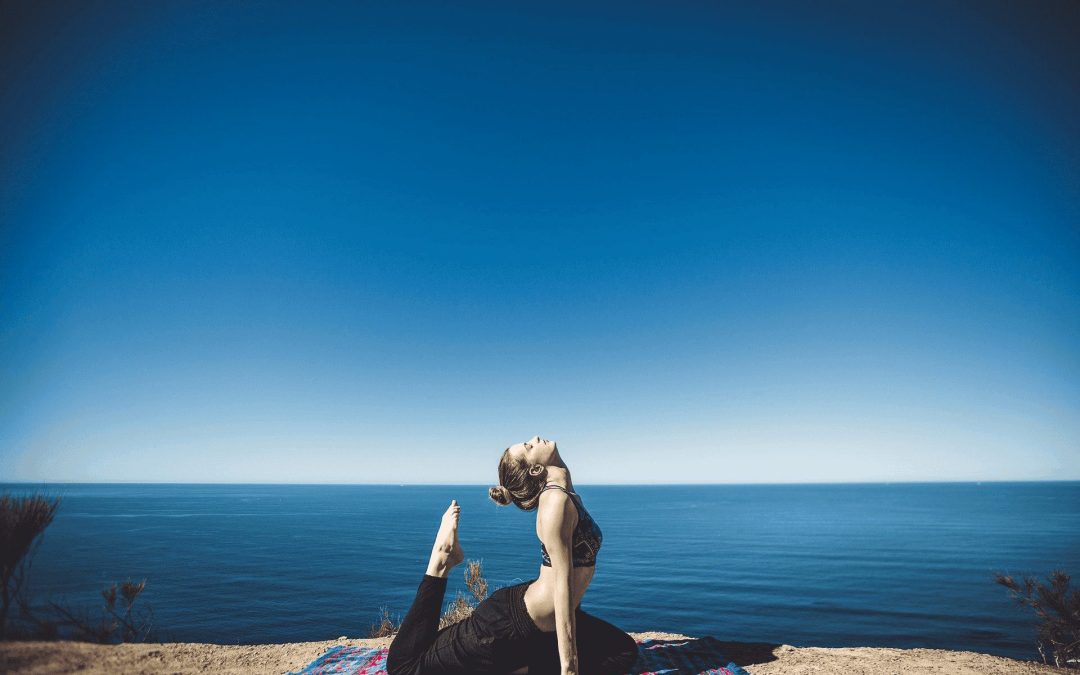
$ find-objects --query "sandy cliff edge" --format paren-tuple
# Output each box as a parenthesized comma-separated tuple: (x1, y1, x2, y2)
(0, 631, 1068, 674)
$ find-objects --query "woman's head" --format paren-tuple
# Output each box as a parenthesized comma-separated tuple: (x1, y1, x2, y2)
(488, 435, 559, 510)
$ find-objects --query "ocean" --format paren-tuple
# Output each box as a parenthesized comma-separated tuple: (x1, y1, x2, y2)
(1, 482, 1076, 661)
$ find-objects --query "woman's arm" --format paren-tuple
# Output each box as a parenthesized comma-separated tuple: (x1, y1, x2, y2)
(539, 493, 579, 675)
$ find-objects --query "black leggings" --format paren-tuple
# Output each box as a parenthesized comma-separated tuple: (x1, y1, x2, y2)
(386, 574, 638, 675)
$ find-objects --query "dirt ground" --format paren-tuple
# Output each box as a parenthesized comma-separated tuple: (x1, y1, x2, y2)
(0, 631, 1068, 674)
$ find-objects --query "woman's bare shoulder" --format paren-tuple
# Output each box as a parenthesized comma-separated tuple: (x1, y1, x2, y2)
(536, 489, 578, 534)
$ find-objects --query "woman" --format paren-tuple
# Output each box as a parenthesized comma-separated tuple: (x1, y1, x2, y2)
(386, 435, 638, 675)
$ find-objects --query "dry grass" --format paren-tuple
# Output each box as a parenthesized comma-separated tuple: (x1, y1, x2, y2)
(368, 559, 490, 638)
(367, 606, 399, 639)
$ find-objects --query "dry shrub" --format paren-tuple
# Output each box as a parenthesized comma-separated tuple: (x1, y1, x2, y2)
(439, 559, 489, 630)
(995, 569, 1080, 668)
(369, 559, 490, 638)
(39, 578, 155, 643)
(2, 492, 156, 643)
(0, 493, 61, 639)
(369, 605, 400, 638)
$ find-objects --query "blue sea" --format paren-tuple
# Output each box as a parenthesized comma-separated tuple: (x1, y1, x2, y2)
(2, 482, 1076, 661)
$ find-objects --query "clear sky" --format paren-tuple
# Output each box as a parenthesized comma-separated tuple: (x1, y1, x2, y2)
(1, 1, 1077, 484)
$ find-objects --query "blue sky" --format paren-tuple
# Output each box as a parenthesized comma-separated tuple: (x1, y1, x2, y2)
(1, 1, 1077, 483)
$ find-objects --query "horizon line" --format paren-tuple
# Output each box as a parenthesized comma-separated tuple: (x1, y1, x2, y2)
(2, 479, 1078, 487)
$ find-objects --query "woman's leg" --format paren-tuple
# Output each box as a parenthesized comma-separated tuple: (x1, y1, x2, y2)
(525, 610, 638, 675)
(386, 501, 465, 675)
(387, 574, 449, 675)
(575, 610, 638, 675)
(524, 631, 560, 675)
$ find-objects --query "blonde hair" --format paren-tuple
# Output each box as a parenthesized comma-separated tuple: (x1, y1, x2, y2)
(488, 447, 547, 511)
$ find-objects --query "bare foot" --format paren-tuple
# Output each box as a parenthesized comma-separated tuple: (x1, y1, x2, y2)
(426, 500, 464, 578)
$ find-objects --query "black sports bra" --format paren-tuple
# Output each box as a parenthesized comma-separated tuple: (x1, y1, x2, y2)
(538, 483, 603, 568)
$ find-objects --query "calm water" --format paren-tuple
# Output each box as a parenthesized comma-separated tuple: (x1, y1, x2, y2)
(2, 482, 1077, 661)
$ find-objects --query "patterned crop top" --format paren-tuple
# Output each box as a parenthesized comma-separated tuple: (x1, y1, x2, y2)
(539, 483, 603, 568)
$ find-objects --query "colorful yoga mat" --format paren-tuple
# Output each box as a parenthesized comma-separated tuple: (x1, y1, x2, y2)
(287, 637, 751, 674)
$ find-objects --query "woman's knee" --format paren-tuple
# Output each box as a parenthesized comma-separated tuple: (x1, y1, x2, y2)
(602, 630, 638, 673)
(617, 633, 639, 668)
(579, 630, 637, 673)
(385, 653, 402, 675)
(385, 648, 414, 675)
(622, 639, 635, 669)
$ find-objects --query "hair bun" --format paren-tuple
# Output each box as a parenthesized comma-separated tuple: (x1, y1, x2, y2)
(488, 485, 512, 506)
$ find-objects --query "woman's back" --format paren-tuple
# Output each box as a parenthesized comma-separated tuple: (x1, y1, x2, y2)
(521, 483, 599, 632)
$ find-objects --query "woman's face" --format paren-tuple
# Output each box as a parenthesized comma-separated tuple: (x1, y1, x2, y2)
(508, 435, 558, 467)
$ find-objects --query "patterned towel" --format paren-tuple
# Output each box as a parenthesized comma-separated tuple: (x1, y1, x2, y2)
(288, 645, 386, 674)
(634, 637, 750, 674)
(287, 638, 750, 674)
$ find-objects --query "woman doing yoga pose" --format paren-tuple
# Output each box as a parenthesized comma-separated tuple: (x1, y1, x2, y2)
(386, 436, 637, 675)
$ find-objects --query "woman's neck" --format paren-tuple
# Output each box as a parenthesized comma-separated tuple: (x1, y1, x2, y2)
(545, 466, 573, 491)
